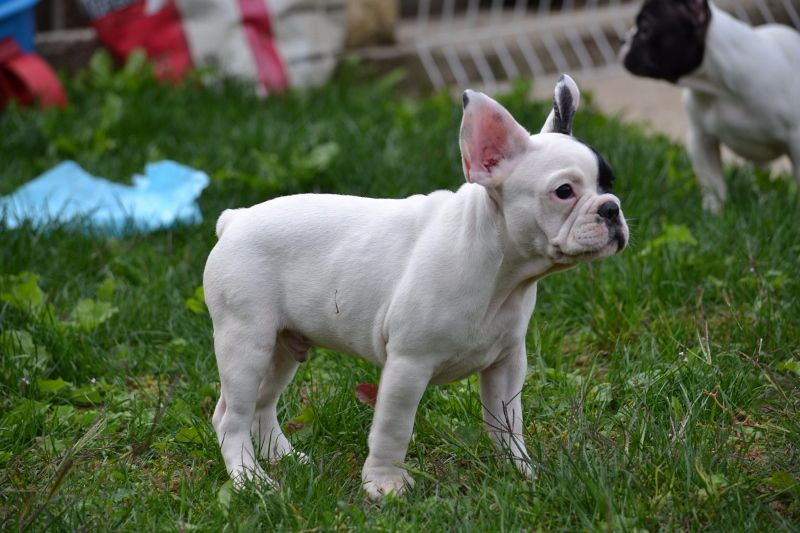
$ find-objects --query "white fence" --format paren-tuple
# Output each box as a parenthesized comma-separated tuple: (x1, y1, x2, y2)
(400, 0, 800, 90)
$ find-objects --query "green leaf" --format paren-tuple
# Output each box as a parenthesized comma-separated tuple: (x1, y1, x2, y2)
(1, 329, 49, 370)
(175, 426, 203, 445)
(185, 298, 205, 314)
(185, 285, 206, 314)
(777, 358, 800, 377)
(1, 272, 44, 312)
(111, 258, 144, 285)
(37, 377, 72, 395)
(96, 277, 116, 302)
(41, 436, 67, 455)
(69, 384, 105, 405)
(0, 329, 35, 353)
(766, 471, 800, 495)
(588, 383, 612, 405)
(67, 299, 119, 330)
(639, 224, 698, 257)
(52, 405, 76, 420)
(695, 459, 729, 502)
(1, 400, 49, 428)
(88, 49, 115, 86)
(168, 338, 189, 352)
(217, 480, 233, 514)
(284, 405, 316, 434)
(300, 142, 340, 173)
(0, 451, 12, 464)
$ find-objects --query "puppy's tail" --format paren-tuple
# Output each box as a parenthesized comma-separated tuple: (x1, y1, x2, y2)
(215, 209, 238, 238)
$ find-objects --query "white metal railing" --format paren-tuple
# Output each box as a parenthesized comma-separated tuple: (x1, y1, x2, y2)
(404, 0, 800, 90)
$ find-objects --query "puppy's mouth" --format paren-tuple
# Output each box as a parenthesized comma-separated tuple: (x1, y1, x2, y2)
(550, 228, 627, 264)
(612, 227, 628, 251)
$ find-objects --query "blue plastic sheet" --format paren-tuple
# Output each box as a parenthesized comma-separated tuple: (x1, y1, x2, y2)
(0, 160, 210, 235)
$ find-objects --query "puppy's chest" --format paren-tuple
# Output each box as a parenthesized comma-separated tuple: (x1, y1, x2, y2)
(427, 299, 531, 384)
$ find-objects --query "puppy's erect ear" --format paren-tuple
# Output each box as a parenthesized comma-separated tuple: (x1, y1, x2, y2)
(678, 0, 710, 26)
(541, 74, 580, 135)
(459, 90, 531, 188)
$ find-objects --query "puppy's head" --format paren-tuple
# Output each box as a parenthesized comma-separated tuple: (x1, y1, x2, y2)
(620, 0, 711, 83)
(459, 75, 628, 267)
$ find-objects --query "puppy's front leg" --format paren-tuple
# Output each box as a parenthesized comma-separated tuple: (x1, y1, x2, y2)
(686, 118, 726, 213)
(480, 348, 533, 477)
(362, 357, 432, 500)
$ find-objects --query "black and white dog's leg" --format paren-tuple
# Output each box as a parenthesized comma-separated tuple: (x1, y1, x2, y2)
(687, 120, 726, 213)
(480, 346, 533, 477)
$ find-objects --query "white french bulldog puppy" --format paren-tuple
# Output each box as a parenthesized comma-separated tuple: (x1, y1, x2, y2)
(621, 0, 800, 212)
(203, 75, 628, 500)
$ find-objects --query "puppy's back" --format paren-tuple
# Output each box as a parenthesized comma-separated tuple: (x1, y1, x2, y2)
(756, 24, 800, 72)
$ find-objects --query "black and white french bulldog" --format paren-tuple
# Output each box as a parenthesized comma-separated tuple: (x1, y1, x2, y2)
(621, 0, 800, 212)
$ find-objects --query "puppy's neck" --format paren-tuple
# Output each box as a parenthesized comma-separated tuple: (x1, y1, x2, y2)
(456, 183, 556, 319)
(678, 4, 756, 96)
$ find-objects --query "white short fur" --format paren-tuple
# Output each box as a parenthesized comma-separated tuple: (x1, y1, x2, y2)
(681, 4, 800, 211)
(204, 75, 628, 500)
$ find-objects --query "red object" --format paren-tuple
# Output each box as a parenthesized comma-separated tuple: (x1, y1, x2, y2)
(237, 0, 288, 92)
(90, 0, 192, 81)
(355, 383, 379, 407)
(87, 0, 289, 92)
(0, 38, 67, 110)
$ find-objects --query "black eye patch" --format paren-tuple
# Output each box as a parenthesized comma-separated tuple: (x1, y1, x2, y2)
(576, 138, 615, 194)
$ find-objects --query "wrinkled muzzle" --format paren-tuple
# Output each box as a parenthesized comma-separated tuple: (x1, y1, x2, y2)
(554, 194, 628, 262)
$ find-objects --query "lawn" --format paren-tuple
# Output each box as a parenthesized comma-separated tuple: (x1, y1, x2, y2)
(1, 53, 799, 531)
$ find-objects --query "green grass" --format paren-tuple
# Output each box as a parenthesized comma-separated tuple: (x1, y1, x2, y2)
(1, 53, 799, 530)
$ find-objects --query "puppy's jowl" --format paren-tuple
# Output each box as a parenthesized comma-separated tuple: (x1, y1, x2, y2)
(204, 75, 628, 500)
(621, 0, 800, 212)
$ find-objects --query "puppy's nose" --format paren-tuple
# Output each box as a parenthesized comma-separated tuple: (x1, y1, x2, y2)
(598, 201, 620, 222)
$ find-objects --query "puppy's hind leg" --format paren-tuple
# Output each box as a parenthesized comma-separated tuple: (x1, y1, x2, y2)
(788, 130, 800, 184)
(212, 322, 276, 489)
(251, 332, 307, 464)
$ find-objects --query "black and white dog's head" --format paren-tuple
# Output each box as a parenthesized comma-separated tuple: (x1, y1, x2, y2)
(620, 0, 712, 83)
(459, 75, 628, 264)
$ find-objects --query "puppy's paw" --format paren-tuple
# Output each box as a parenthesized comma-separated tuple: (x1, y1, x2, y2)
(274, 449, 310, 465)
(362, 466, 414, 501)
(701, 192, 724, 214)
(254, 430, 297, 464)
(512, 456, 536, 479)
(230, 466, 278, 492)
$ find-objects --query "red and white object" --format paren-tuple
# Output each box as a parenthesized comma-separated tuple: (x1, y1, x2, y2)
(0, 37, 67, 110)
(81, 0, 345, 93)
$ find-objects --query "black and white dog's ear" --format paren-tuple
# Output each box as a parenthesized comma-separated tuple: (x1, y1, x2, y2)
(541, 74, 580, 135)
(679, 0, 710, 26)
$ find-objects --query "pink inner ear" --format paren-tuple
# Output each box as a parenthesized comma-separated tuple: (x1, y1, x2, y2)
(482, 154, 500, 172)
(471, 112, 513, 172)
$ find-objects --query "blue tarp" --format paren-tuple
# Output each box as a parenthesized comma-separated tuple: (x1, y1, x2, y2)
(0, 160, 210, 235)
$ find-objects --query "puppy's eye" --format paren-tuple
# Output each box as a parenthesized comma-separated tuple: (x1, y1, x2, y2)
(555, 184, 574, 200)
